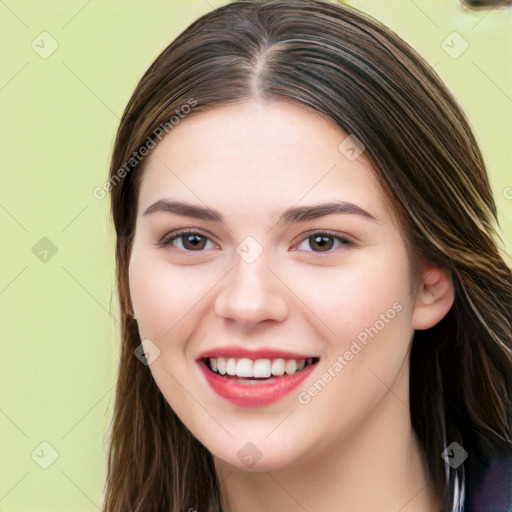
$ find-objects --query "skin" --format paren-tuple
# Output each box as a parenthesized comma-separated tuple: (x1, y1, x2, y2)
(128, 100, 454, 511)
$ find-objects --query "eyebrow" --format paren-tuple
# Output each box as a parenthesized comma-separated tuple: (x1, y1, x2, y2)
(141, 199, 378, 226)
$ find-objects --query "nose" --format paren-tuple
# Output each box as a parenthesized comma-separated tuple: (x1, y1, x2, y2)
(214, 253, 289, 329)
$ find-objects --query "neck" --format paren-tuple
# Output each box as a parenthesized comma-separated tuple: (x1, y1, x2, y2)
(215, 363, 442, 512)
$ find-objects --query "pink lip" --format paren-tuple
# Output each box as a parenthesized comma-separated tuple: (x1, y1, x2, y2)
(198, 345, 317, 360)
(197, 358, 318, 407)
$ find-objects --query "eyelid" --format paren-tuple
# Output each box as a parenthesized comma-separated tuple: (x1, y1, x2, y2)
(291, 229, 354, 247)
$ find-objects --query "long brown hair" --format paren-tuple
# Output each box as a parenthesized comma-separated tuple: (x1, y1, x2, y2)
(102, 1, 512, 510)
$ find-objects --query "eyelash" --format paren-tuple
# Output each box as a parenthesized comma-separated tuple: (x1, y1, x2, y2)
(156, 229, 354, 254)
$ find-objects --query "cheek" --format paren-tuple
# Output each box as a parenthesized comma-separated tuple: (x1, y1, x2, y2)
(129, 250, 188, 339)
(129, 252, 167, 336)
(290, 248, 414, 440)
(128, 248, 221, 346)
(286, 246, 412, 352)
(128, 250, 219, 435)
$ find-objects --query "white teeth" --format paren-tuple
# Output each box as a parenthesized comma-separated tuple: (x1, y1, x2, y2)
(236, 358, 253, 377)
(217, 357, 226, 375)
(226, 358, 237, 376)
(207, 356, 314, 378)
(253, 359, 271, 378)
(271, 358, 285, 376)
(285, 360, 297, 375)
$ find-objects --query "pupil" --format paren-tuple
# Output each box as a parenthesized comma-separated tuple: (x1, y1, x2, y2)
(311, 235, 333, 251)
(185, 234, 206, 250)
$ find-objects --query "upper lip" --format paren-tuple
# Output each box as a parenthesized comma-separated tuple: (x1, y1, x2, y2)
(198, 346, 318, 360)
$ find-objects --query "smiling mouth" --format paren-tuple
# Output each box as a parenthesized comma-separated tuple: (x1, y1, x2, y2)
(198, 354, 320, 406)
(201, 356, 319, 382)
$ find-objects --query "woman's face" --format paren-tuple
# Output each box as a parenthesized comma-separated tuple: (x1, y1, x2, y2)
(129, 100, 420, 471)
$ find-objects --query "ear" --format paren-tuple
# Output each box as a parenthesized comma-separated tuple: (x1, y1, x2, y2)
(411, 265, 455, 330)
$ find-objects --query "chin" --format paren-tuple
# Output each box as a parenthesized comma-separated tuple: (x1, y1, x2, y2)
(214, 447, 302, 473)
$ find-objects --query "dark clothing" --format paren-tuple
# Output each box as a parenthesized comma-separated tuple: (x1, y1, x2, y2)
(463, 456, 512, 512)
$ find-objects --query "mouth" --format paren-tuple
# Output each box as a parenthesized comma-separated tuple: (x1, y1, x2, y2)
(202, 356, 318, 380)
(197, 351, 320, 406)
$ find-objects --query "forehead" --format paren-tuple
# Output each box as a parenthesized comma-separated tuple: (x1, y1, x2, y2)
(137, 100, 389, 223)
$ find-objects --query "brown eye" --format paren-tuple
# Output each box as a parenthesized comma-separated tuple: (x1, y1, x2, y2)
(309, 234, 335, 252)
(158, 231, 217, 251)
(295, 232, 353, 253)
(181, 233, 207, 250)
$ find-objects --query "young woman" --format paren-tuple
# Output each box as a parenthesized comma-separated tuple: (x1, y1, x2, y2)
(101, 1, 512, 511)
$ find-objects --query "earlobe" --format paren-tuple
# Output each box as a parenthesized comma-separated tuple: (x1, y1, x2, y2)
(411, 266, 455, 330)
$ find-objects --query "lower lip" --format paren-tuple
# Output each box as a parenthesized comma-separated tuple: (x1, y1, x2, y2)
(198, 360, 317, 407)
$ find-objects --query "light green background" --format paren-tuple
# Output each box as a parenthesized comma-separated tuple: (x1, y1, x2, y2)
(1, 1, 511, 510)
